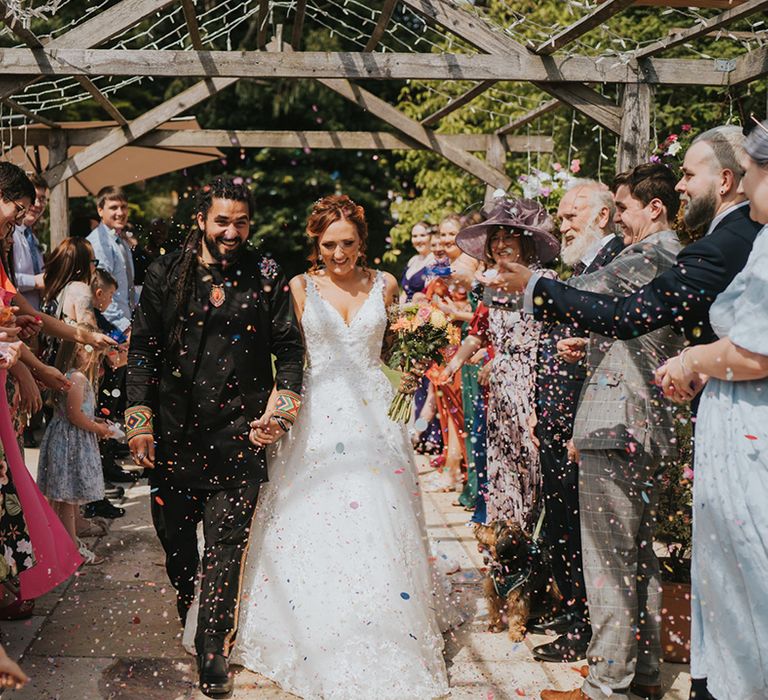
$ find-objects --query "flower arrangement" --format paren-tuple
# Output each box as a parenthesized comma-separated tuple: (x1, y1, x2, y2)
(387, 301, 462, 422)
(517, 159, 581, 210)
(650, 124, 693, 174)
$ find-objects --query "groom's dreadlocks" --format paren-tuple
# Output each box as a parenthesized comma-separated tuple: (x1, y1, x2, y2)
(167, 178, 254, 359)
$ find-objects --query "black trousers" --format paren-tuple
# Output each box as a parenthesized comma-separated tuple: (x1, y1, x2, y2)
(537, 428, 589, 632)
(150, 479, 261, 657)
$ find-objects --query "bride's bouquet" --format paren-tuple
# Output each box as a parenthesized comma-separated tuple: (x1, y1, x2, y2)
(387, 301, 461, 422)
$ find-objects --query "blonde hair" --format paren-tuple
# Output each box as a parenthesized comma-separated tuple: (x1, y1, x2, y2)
(55, 324, 103, 388)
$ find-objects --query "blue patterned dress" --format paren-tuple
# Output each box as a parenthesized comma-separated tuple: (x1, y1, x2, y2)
(37, 370, 105, 504)
(691, 225, 768, 700)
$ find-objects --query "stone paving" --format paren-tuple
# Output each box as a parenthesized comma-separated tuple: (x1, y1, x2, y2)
(1, 454, 691, 699)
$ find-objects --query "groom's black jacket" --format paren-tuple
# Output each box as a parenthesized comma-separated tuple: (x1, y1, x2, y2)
(126, 247, 304, 489)
(530, 205, 761, 345)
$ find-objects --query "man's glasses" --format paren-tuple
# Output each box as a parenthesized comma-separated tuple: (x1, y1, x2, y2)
(11, 200, 27, 224)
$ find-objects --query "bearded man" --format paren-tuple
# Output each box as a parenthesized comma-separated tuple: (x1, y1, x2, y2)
(530, 181, 623, 663)
(125, 178, 304, 697)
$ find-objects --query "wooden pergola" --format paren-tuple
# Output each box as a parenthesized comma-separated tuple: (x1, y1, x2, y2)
(1, 0, 767, 246)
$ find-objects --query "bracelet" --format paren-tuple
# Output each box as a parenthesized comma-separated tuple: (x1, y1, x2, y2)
(678, 347, 692, 374)
(272, 390, 301, 428)
(125, 405, 154, 441)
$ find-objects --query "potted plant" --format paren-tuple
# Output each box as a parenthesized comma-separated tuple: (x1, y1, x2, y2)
(655, 410, 693, 663)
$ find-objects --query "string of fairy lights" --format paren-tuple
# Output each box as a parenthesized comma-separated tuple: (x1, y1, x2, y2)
(0, 0, 765, 147)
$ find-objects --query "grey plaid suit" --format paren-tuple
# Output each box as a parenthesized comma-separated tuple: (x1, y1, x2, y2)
(565, 230, 684, 700)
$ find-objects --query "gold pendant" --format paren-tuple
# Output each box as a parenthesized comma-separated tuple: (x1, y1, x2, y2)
(210, 284, 226, 308)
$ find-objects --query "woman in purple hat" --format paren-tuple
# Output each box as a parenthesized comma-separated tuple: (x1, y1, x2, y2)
(441, 198, 560, 528)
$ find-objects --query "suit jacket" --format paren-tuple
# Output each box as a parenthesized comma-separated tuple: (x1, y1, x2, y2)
(126, 247, 304, 488)
(535, 235, 625, 442)
(568, 230, 684, 457)
(532, 206, 761, 345)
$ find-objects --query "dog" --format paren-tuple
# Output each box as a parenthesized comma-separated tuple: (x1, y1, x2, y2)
(475, 519, 560, 641)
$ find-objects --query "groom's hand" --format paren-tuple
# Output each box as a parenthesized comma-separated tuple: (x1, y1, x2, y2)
(249, 413, 287, 447)
(129, 434, 155, 468)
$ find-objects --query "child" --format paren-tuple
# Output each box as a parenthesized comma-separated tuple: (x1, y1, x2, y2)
(36, 326, 111, 564)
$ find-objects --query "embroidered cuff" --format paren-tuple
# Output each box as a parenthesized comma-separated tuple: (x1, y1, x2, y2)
(273, 390, 301, 428)
(125, 405, 154, 441)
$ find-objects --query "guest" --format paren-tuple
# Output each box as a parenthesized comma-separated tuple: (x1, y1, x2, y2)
(531, 181, 623, 664)
(400, 221, 435, 302)
(0, 642, 28, 690)
(87, 186, 135, 486)
(12, 174, 47, 311)
(540, 164, 684, 700)
(654, 118, 768, 700)
(41, 238, 99, 329)
(37, 327, 111, 565)
(444, 199, 559, 527)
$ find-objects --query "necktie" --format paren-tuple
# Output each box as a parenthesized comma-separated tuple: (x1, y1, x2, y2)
(24, 228, 41, 275)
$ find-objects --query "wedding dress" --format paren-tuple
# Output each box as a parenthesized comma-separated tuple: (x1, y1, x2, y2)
(184, 271, 460, 699)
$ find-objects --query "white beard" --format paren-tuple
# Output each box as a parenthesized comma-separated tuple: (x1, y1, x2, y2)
(561, 225, 605, 267)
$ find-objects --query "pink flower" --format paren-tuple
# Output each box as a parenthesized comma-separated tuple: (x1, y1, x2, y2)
(667, 134, 678, 142)
(417, 305, 432, 322)
(539, 187, 551, 198)
(570, 159, 581, 174)
(681, 124, 692, 132)
(552, 162, 562, 171)
(683, 466, 694, 481)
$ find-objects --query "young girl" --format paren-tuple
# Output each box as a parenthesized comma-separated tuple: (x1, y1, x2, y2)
(37, 327, 111, 564)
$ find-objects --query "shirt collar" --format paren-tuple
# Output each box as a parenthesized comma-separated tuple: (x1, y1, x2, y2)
(706, 201, 749, 236)
(580, 232, 616, 268)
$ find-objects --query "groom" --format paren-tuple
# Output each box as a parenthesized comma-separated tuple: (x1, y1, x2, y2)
(125, 178, 304, 697)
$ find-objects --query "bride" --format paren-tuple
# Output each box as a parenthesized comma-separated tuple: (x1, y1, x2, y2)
(185, 194, 461, 699)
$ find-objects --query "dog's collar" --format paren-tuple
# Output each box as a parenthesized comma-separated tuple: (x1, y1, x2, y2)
(490, 540, 543, 598)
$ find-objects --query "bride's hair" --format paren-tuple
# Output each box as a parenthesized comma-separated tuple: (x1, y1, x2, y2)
(306, 194, 368, 272)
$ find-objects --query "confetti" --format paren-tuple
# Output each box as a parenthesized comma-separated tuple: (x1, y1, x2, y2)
(400, 592, 410, 600)
(745, 434, 758, 440)
(349, 501, 359, 509)
(335, 442, 345, 453)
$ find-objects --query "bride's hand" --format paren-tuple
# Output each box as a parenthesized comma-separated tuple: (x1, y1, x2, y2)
(249, 413, 288, 447)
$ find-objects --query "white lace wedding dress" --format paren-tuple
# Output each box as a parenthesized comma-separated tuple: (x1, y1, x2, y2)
(184, 271, 460, 699)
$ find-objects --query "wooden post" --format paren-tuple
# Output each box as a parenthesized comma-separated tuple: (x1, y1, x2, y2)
(484, 135, 506, 206)
(616, 82, 652, 173)
(46, 130, 69, 249)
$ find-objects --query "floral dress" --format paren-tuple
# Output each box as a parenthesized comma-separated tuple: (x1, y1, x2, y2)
(478, 270, 555, 527)
(0, 449, 34, 584)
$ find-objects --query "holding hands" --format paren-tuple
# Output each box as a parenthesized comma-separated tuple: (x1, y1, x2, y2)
(249, 413, 288, 448)
(655, 349, 708, 403)
(556, 337, 588, 364)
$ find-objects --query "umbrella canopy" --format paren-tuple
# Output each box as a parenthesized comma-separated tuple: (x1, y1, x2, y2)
(1, 117, 223, 197)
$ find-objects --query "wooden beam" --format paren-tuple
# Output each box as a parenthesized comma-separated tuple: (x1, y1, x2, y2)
(257, 0, 270, 50)
(47, 130, 69, 248)
(0, 48, 735, 85)
(616, 83, 652, 172)
(535, 0, 636, 55)
(484, 135, 506, 205)
(181, 0, 204, 50)
(290, 0, 307, 50)
(2, 127, 553, 153)
(0, 0, 178, 102)
(496, 99, 560, 136)
(399, 0, 630, 131)
(732, 43, 768, 85)
(317, 78, 511, 189)
(535, 83, 622, 134)
(421, 80, 496, 127)
(634, 0, 768, 59)
(2, 98, 59, 127)
(45, 77, 238, 186)
(365, 0, 399, 52)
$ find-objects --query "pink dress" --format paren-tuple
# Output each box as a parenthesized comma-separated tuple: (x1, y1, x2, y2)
(0, 273, 82, 598)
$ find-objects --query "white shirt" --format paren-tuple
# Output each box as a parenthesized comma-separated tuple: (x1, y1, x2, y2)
(12, 224, 45, 310)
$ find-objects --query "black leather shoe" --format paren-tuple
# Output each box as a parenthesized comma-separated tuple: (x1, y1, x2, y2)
(198, 653, 233, 698)
(83, 498, 125, 519)
(630, 681, 663, 700)
(529, 612, 572, 635)
(689, 678, 715, 699)
(103, 464, 140, 483)
(103, 481, 125, 499)
(533, 633, 590, 663)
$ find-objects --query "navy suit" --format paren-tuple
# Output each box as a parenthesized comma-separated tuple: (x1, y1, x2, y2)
(531, 206, 761, 345)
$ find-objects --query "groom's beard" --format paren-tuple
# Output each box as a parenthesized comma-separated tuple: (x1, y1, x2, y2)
(203, 231, 245, 265)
